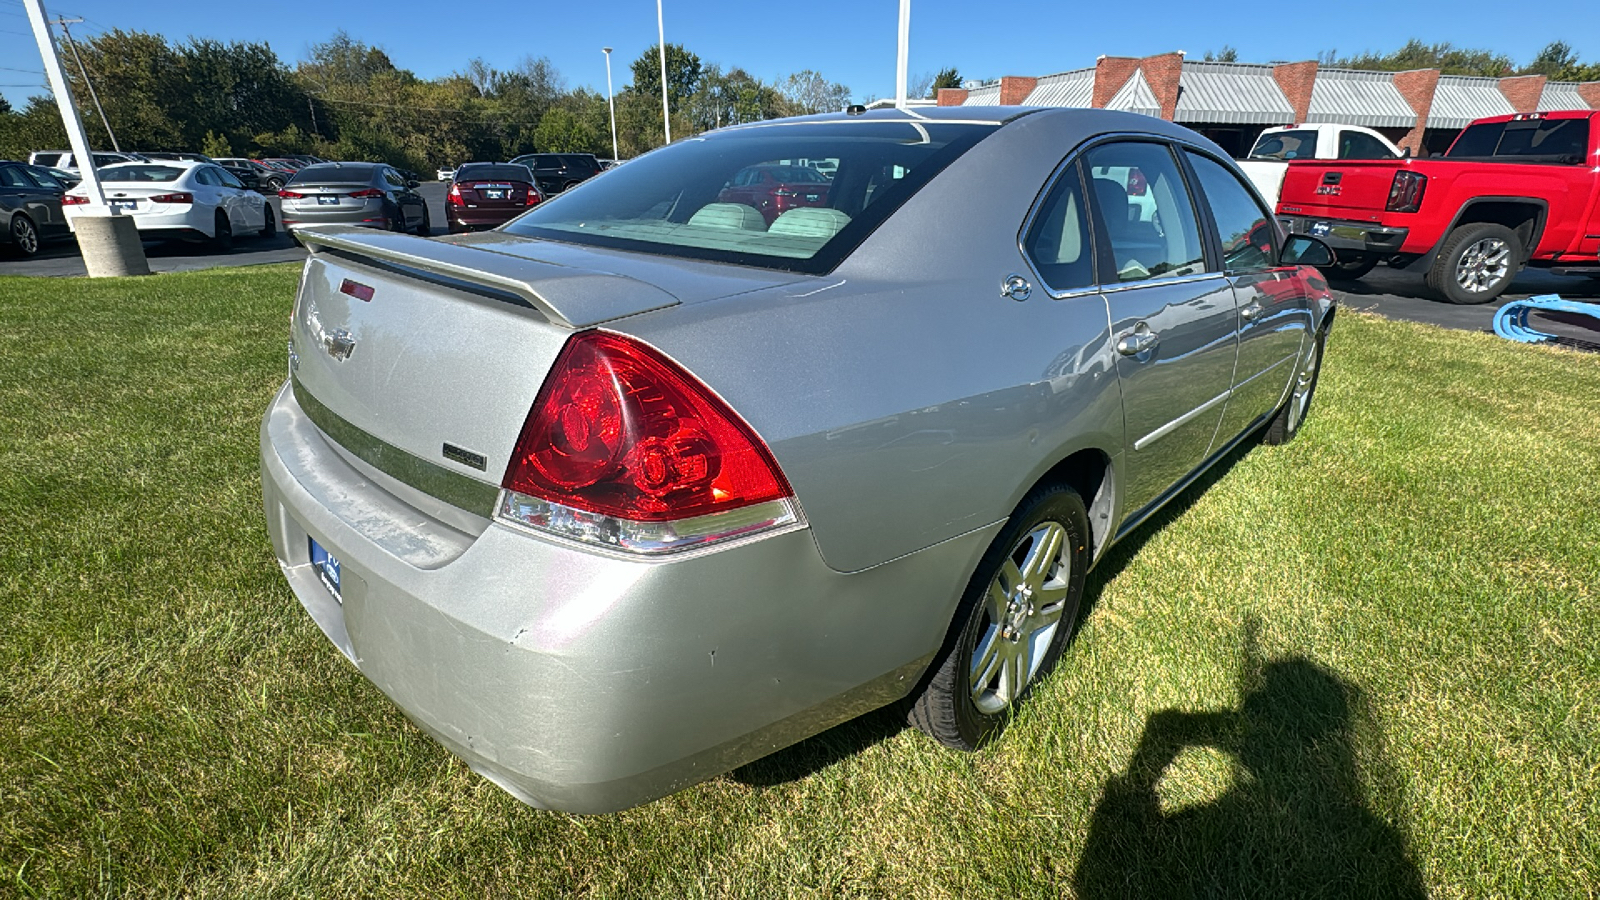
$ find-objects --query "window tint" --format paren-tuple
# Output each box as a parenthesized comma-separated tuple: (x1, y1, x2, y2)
(23, 166, 63, 189)
(1023, 163, 1094, 292)
(30, 152, 64, 167)
(1449, 118, 1591, 161)
(456, 164, 535, 182)
(216, 167, 245, 190)
(1338, 132, 1396, 160)
(1248, 129, 1319, 161)
(100, 165, 183, 183)
(1085, 142, 1206, 283)
(501, 120, 996, 273)
(382, 168, 405, 188)
(0, 165, 29, 188)
(1187, 152, 1277, 274)
(289, 164, 377, 185)
(194, 167, 219, 186)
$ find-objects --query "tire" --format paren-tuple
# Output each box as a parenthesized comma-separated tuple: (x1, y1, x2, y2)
(414, 204, 430, 236)
(562, 180, 579, 193)
(212, 211, 233, 251)
(1263, 328, 1326, 446)
(1425, 223, 1520, 304)
(908, 483, 1090, 750)
(259, 205, 276, 238)
(1318, 254, 1377, 282)
(8, 213, 40, 257)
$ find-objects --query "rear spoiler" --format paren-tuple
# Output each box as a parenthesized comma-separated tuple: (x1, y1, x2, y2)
(293, 225, 679, 329)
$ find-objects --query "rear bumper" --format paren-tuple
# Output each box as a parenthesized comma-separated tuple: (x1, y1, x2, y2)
(445, 207, 525, 230)
(1278, 216, 1410, 257)
(259, 381, 987, 813)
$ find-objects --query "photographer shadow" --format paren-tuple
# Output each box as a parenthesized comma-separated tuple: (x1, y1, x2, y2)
(1074, 622, 1427, 899)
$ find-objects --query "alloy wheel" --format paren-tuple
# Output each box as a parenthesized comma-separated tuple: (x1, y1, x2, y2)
(12, 216, 38, 255)
(969, 521, 1072, 714)
(1287, 338, 1322, 430)
(1455, 237, 1510, 294)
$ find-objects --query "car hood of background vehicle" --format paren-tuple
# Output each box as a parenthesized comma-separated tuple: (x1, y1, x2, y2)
(439, 229, 809, 313)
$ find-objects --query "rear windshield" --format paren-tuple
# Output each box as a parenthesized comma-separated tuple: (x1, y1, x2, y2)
(1447, 117, 1591, 162)
(501, 120, 996, 274)
(289, 164, 376, 185)
(100, 165, 184, 183)
(30, 152, 64, 167)
(455, 164, 535, 182)
(1248, 130, 1319, 161)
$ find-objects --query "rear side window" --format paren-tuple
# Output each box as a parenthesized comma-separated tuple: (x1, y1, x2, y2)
(1448, 118, 1591, 161)
(1338, 132, 1396, 160)
(30, 152, 63, 167)
(1023, 163, 1095, 292)
(1249, 130, 1319, 161)
(1085, 142, 1206, 283)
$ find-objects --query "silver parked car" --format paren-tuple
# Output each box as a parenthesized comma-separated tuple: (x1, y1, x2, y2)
(278, 162, 430, 234)
(261, 107, 1336, 813)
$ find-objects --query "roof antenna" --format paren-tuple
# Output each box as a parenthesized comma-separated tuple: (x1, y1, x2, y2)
(846, 104, 867, 115)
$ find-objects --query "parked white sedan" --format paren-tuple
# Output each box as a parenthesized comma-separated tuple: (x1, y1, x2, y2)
(62, 160, 274, 248)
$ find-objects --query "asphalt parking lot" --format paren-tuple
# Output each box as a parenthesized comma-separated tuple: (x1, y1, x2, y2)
(4, 179, 1599, 337)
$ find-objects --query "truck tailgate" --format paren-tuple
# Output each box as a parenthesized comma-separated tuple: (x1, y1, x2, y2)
(1277, 160, 1405, 220)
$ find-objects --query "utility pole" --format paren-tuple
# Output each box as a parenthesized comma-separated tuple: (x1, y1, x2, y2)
(657, 0, 670, 144)
(603, 47, 618, 162)
(54, 16, 118, 152)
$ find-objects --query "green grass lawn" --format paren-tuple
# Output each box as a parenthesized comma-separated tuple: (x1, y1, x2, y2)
(2, 267, 1597, 898)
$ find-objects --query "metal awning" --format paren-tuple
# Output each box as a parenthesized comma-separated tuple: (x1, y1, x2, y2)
(1024, 69, 1094, 107)
(1306, 69, 1417, 129)
(960, 83, 1001, 106)
(1537, 82, 1590, 112)
(1429, 76, 1514, 129)
(1173, 62, 1294, 125)
(1105, 70, 1160, 118)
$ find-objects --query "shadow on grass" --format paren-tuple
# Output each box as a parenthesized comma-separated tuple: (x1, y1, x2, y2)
(730, 435, 1269, 789)
(1074, 618, 1426, 899)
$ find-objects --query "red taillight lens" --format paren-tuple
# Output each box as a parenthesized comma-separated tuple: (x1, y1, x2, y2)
(1386, 170, 1427, 213)
(278, 189, 303, 199)
(525, 185, 542, 206)
(349, 188, 385, 199)
(502, 331, 791, 523)
(149, 192, 193, 204)
(447, 183, 463, 206)
(61, 194, 89, 205)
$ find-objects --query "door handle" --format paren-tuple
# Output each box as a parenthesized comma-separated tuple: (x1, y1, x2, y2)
(1241, 302, 1266, 322)
(1116, 326, 1160, 357)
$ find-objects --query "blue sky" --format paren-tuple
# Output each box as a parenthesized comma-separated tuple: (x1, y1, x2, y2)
(2, 0, 1596, 114)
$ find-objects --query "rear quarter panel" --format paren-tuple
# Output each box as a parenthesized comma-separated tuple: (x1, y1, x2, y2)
(618, 113, 1164, 573)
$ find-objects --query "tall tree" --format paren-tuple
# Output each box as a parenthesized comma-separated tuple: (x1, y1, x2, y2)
(931, 67, 962, 95)
(627, 43, 703, 109)
(779, 69, 851, 115)
(1320, 40, 1512, 77)
(1520, 41, 1600, 81)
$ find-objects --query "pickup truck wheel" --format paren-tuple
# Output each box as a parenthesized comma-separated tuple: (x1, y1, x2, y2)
(907, 483, 1089, 750)
(1427, 223, 1520, 304)
(1318, 254, 1377, 282)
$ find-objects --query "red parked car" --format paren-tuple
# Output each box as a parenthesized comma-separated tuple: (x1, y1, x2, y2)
(716, 164, 832, 226)
(446, 162, 542, 233)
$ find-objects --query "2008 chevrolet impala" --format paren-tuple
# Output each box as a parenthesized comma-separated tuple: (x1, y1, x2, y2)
(260, 106, 1337, 813)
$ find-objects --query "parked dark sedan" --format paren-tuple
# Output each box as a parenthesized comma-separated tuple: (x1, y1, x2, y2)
(1, 160, 72, 256)
(278, 162, 430, 234)
(215, 158, 288, 193)
(507, 152, 603, 196)
(266, 107, 1339, 813)
(445, 162, 541, 233)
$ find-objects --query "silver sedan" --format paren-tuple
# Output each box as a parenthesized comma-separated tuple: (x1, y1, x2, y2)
(261, 107, 1336, 813)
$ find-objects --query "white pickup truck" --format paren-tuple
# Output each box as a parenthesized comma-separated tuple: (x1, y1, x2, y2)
(1237, 124, 1404, 208)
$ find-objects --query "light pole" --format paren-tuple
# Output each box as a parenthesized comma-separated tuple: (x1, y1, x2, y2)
(55, 17, 118, 151)
(656, 0, 670, 144)
(603, 47, 618, 162)
(895, 0, 911, 109)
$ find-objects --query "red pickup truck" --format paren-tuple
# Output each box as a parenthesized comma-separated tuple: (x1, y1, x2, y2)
(1276, 110, 1600, 303)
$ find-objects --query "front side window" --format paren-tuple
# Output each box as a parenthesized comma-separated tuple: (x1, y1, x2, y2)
(1085, 142, 1206, 283)
(501, 120, 997, 273)
(1248, 129, 1319, 161)
(1023, 162, 1094, 292)
(1187, 151, 1277, 274)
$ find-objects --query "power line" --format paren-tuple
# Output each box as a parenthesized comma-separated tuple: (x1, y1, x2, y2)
(0, 65, 45, 73)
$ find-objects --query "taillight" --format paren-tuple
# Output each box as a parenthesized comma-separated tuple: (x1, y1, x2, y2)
(1126, 168, 1148, 197)
(1386, 171, 1427, 213)
(278, 189, 303, 199)
(348, 188, 385, 199)
(61, 194, 89, 205)
(447, 183, 463, 206)
(498, 331, 798, 554)
(149, 192, 193, 204)
(525, 185, 542, 206)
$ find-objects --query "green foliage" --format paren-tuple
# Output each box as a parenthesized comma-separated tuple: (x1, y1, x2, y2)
(930, 67, 963, 96)
(0, 97, 68, 160)
(201, 130, 232, 158)
(531, 107, 596, 154)
(1204, 46, 1240, 63)
(1520, 41, 1600, 81)
(1318, 39, 1513, 76)
(627, 43, 704, 110)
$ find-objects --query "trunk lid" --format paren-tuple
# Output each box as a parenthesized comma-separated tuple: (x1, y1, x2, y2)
(287, 226, 800, 519)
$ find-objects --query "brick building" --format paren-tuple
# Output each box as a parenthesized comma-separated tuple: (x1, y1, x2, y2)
(938, 55, 1600, 157)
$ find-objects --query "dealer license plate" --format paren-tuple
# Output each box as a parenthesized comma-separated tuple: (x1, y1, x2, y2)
(309, 537, 341, 600)
(1310, 221, 1332, 237)
(110, 200, 137, 211)
(484, 189, 505, 199)
(317, 195, 340, 206)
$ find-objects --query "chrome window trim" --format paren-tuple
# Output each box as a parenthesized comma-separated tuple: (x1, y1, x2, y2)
(1097, 271, 1226, 294)
(1133, 388, 1234, 452)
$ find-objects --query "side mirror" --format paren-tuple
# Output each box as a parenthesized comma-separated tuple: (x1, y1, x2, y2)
(1402, 147, 1413, 158)
(1281, 234, 1334, 267)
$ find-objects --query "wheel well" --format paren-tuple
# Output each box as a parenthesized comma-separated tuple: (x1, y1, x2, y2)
(1037, 448, 1114, 561)
(1453, 202, 1543, 255)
